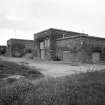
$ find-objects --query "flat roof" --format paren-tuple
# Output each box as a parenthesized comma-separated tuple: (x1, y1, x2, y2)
(35, 28, 84, 34)
(56, 35, 105, 41)
(34, 28, 87, 38)
(7, 38, 33, 42)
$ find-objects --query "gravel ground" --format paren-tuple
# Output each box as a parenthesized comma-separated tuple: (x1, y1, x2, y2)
(1, 56, 105, 77)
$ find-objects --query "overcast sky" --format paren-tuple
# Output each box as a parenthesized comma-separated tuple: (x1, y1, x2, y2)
(0, 0, 105, 45)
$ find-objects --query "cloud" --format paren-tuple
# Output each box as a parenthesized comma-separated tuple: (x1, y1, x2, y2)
(0, 0, 105, 45)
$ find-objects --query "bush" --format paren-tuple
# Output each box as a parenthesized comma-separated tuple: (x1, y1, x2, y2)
(12, 43, 25, 57)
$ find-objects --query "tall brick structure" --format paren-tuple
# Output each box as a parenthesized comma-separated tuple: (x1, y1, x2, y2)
(7, 39, 34, 57)
(33, 28, 105, 63)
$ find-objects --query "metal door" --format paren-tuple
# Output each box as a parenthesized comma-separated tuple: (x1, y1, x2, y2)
(40, 49, 45, 60)
(92, 52, 100, 63)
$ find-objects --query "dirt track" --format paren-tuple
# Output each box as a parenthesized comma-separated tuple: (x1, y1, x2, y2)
(1, 56, 105, 77)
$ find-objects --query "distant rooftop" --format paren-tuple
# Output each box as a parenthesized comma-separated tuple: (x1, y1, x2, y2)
(7, 38, 33, 42)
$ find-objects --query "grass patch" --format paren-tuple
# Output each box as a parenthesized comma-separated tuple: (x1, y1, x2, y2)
(0, 70, 105, 105)
(0, 60, 43, 80)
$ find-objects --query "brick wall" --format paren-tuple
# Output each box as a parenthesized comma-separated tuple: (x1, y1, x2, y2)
(7, 39, 34, 57)
(33, 28, 105, 63)
(56, 36, 105, 62)
(56, 37, 87, 62)
(33, 28, 84, 60)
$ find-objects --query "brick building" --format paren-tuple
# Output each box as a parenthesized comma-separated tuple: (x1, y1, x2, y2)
(33, 28, 105, 63)
(7, 39, 34, 57)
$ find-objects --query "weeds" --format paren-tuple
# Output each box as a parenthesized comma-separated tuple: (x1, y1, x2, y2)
(0, 60, 105, 105)
(0, 70, 105, 105)
(0, 60, 43, 80)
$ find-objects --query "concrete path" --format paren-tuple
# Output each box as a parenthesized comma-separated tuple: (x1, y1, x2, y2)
(1, 56, 105, 77)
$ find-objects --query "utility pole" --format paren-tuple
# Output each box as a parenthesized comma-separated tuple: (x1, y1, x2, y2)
(14, 28, 16, 38)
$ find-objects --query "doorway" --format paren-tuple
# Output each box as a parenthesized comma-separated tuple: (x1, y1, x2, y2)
(40, 49, 45, 60)
(92, 52, 100, 63)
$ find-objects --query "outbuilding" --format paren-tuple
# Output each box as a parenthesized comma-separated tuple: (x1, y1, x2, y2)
(7, 39, 34, 57)
(33, 28, 105, 63)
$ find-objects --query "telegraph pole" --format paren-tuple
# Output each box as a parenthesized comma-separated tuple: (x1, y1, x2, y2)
(14, 28, 16, 38)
